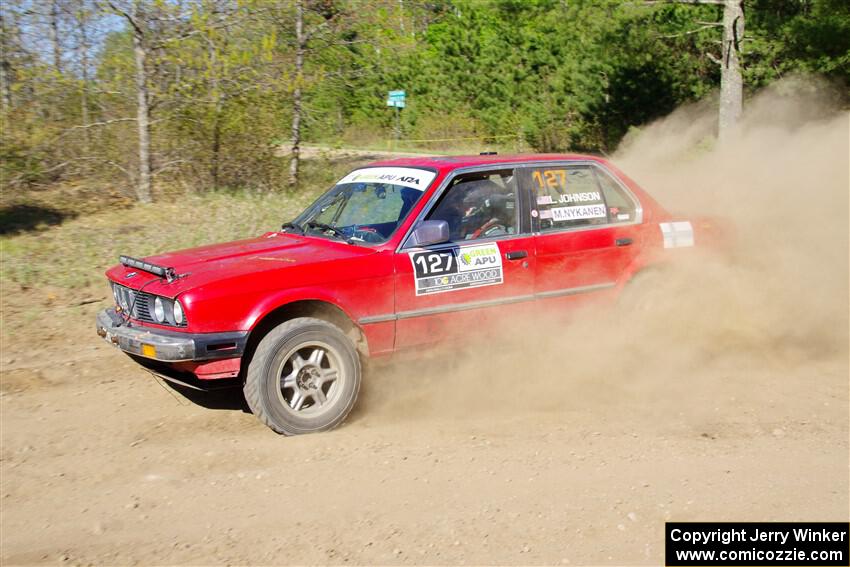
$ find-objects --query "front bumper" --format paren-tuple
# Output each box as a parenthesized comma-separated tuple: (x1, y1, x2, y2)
(96, 308, 248, 362)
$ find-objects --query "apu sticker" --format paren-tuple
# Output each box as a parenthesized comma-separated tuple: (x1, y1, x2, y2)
(336, 167, 436, 191)
(409, 242, 503, 296)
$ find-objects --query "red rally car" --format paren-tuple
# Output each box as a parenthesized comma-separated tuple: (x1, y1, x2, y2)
(96, 154, 709, 435)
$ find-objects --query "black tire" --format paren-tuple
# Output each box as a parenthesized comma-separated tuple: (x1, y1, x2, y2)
(243, 317, 361, 435)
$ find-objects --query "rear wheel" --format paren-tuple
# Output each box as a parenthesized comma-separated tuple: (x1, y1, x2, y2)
(243, 317, 361, 435)
(621, 269, 667, 314)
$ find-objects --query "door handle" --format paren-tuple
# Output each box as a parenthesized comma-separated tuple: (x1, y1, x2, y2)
(505, 250, 528, 260)
(615, 238, 633, 247)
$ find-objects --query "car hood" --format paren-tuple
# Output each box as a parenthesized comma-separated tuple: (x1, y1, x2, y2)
(106, 232, 378, 297)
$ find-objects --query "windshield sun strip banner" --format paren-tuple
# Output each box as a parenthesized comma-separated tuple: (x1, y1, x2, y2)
(336, 167, 436, 191)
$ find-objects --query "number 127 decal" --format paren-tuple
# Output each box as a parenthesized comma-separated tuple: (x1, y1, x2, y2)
(412, 249, 454, 278)
(409, 242, 503, 296)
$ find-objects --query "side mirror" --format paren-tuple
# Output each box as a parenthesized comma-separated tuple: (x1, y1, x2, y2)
(408, 220, 450, 247)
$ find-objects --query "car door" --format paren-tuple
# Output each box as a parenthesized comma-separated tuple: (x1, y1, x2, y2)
(521, 162, 643, 312)
(393, 167, 536, 349)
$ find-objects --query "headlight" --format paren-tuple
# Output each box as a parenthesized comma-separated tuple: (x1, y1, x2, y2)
(173, 299, 184, 325)
(153, 297, 166, 323)
(119, 287, 129, 311)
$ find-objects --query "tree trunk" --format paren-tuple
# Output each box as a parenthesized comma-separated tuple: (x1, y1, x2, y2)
(208, 31, 228, 191)
(0, 11, 12, 114)
(0, 56, 10, 115)
(718, 0, 744, 140)
(50, 0, 62, 74)
(288, 0, 304, 189)
(211, 97, 222, 190)
(131, 2, 152, 203)
(77, 1, 90, 152)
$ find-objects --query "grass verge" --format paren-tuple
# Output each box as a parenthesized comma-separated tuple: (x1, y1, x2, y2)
(0, 155, 371, 291)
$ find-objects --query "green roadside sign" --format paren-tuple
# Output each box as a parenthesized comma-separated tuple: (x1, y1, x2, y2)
(387, 90, 406, 108)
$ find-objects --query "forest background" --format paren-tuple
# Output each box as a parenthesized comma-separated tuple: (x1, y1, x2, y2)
(2, 0, 848, 205)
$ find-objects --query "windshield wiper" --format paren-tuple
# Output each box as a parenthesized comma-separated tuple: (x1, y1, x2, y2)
(305, 221, 353, 244)
(280, 221, 304, 234)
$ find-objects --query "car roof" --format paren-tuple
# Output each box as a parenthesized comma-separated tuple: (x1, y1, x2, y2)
(367, 153, 606, 173)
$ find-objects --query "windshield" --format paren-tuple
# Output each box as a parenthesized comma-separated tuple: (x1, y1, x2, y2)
(286, 167, 436, 244)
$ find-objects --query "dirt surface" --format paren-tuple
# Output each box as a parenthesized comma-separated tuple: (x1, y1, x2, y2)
(1, 276, 847, 565)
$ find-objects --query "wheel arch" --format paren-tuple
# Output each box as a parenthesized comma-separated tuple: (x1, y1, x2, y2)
(240, 299, 368, 380)
(619, 259, 669, 292)
(616, 246, 667, 290)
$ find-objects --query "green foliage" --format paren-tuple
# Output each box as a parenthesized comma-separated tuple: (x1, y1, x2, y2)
(1, 0, 847, 196)
(745, 0, 850, 88)
(331, 0, 723, 152)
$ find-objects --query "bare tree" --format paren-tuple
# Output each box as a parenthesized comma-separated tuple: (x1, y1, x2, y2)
(288, 0, 304, 188)
(283, 0, 352, 189)
(650, 0, 745, 139)
(50, 0, 63, 74)
(717, 0, 743, 140)
(75, 0, 91, 152)
(130, 2, 152, 202)
(0, 9, 13, 113)
(201, 8, 231, 191)
(108, 0, 152, 202)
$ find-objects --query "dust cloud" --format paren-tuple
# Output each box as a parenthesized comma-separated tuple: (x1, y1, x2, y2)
(361, 76, 849, 431)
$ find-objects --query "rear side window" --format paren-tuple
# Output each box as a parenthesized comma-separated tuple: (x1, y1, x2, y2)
(529, 166, 608, 231)
(526, 164, 637, 231)
(594, 167, 638, 223)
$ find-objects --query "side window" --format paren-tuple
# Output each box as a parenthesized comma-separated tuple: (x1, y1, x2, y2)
(594, 167, 638, 223)
(530, 166, 608, 231)
(426, 169, 518, 242)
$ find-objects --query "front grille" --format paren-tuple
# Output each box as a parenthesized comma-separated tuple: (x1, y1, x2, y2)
(112, 283, 186, 327)
(131, 292, 155, 323)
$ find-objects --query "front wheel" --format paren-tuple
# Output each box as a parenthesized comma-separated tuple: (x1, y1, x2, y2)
(243, 317, 361, 435)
